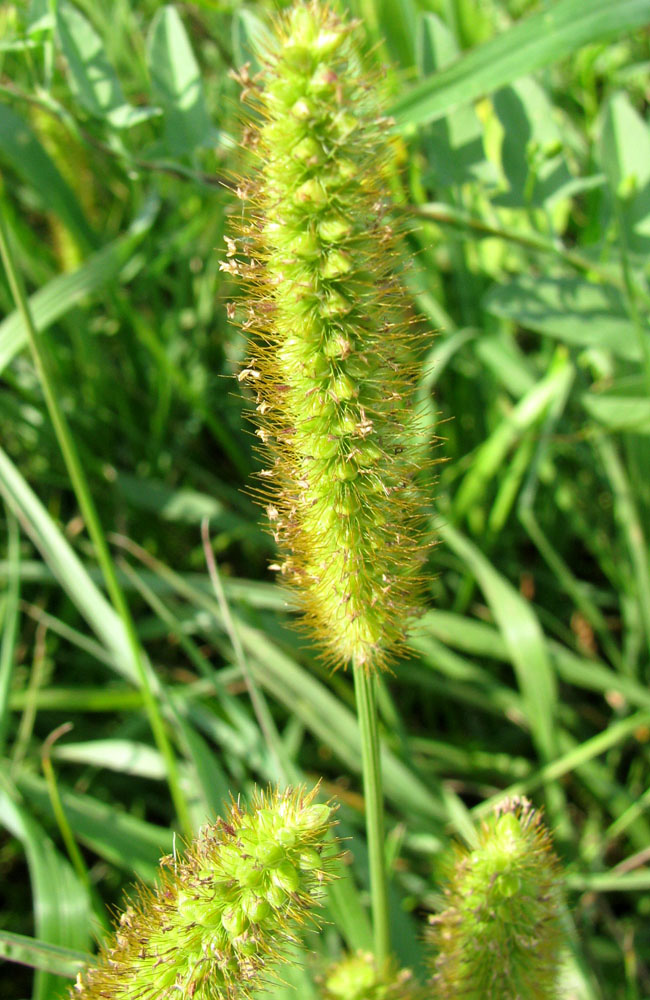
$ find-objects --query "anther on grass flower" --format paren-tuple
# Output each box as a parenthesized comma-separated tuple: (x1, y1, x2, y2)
(70, 785, 337, 1000)
(322, 951, 421, 1000)
(426, 798, 563, 1000)
(232, 1, 430, 672)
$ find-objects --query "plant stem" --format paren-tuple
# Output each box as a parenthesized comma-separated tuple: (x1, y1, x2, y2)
(353, 661, 390, 965)
(401, 201, 627, 291)
(0, 207, 192, 838)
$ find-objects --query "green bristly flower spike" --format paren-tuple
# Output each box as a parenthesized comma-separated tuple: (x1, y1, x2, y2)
(426, 798, 563, 1000)
(231, 0, 429, 672)
(70, 786, 337, 1000)
(321, 951, 422, 1000)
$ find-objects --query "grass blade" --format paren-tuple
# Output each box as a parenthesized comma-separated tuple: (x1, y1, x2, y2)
(391, 0, 650, 128)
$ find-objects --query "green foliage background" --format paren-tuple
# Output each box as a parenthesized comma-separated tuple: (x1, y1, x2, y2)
(0, 0, 649, 997)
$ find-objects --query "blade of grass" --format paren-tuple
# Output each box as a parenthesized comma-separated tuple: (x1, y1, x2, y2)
(0, 930, 88, 979)
(0, 508, 20, 754)
(0, 209, 191, 838)
(437, 518, 570, 838)
(390, 0, 650, 129)
(0, 777, 92, 1000)
(14, 769, 173, 882)
(0, 195, 158, 374)
(597, 436, 650, 661)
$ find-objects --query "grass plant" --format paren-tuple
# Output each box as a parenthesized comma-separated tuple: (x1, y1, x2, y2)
(0, 0, 649, 998)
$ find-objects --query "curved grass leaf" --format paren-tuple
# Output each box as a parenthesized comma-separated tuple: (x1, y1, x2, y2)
(0, 785, 91, 1000)
(391, 0, 650, 128)
(0, 196, 158, 374)
(0, 104, 95, 252)
(0, 930, 88, 979)
(437, 521, 559, 764)
(15, 770, 172, 882)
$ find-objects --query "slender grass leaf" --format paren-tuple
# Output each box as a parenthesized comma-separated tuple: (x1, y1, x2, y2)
(0, 196, 158, 374)
(424, 608, 650, 712)
(0, 511, 19, 753)
(438, 521, 559, 763)
(52, 739, 173, 780)
(0, 784, 91, 1000)
(0, 104, 95, 252)
(374, 0, 417, 67)
(453, 352, 573, 519)
(15, 770, 172, 882)
(417, 15, 493, 186)
(238, 625, 446, 824)
(0, 930, 87, 979)
(0, 446, 137, 682)
(391, 0, 650, 128)
(484, 275, 648, 361)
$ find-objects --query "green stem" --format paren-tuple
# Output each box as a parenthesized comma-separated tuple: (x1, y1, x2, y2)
(0, 207, 192, 838)
(401, 201, 628, 291)
(353, 661, 390, 965)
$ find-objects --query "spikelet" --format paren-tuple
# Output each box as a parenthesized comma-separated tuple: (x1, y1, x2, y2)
(230, 1, 430, 672)
(321, 951, 423, 1000)
(426, 798, 563, 1000)
(70, 786, 337, 1000)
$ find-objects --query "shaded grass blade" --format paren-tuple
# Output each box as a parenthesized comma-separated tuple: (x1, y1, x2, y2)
(391, 0, 650, 128)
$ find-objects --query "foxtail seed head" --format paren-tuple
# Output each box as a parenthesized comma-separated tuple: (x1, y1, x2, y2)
(426, 798, 563, 999)
(70, 785, 337, 1000)
(322, 951, 422, 1000)
(231, 1, 431, 672)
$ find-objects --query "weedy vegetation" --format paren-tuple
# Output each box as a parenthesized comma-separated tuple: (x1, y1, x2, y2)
(0, 0, 649, 998)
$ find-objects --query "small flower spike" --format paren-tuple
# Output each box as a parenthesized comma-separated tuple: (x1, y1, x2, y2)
(70, 786, 337, 1000)
(426, 798, 563, 1000)
(322, 951, 422, 1000)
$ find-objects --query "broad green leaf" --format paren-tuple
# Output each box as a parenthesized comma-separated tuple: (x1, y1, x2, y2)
(0, 785, 91, 1000)
(600, 92, 650, 254)
(113, 472, 245, 529)
(0, 196, 158, 374)
(582, 376, 650, 434)
(56, 1, 157, 128)
(391, 0, 650, 129)
(417, 14, 494, 186)
(0, 104, 95, 252)
(147, 5, 213, 155)
(232, 9, 274, 74)
(493, 78, 572, 207)
(56, 0, 123, 115)
(484, 275, 648, 361)
(0, 931, 87, 978)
